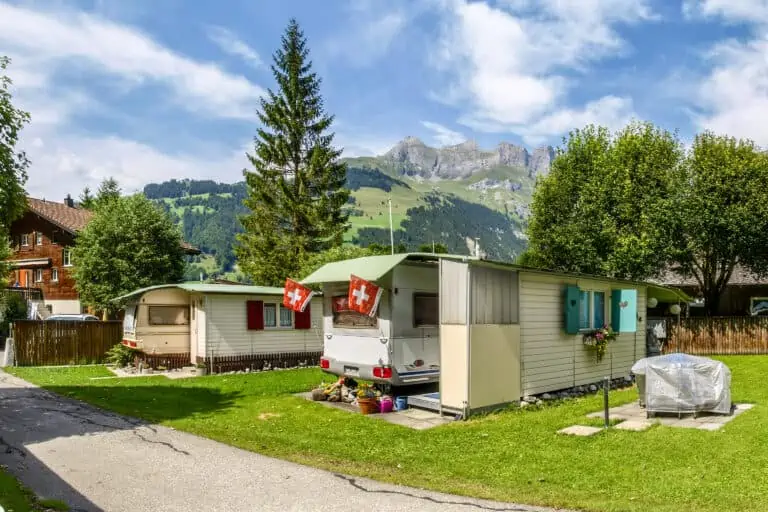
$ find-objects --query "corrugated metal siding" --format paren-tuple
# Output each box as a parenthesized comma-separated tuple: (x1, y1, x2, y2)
(207, 295, 323, 357)
(440, 259, 467, 325)
(470, 266, 519, 324)
(519, 272, 646, 396)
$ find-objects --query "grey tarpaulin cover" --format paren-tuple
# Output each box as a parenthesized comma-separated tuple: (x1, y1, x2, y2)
(631, 353, 732, 415)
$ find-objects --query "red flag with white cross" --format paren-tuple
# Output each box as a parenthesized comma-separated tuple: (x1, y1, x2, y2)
(283, 278, 314, 313)
(348, 274, 383, 317)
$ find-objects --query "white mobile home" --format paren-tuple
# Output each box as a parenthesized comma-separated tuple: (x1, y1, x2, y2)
(301, 253, 688, 416)
(117, 283, 323, 369)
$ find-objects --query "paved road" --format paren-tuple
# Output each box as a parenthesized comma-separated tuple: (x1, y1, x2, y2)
(0, 370, 566, 512)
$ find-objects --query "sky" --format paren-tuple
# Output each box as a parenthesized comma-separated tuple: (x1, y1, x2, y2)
(1, 0, 767, 199)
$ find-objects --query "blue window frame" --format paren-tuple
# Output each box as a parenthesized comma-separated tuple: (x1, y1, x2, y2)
(593, 291, 606, 328)
(579, 290, 591, 329)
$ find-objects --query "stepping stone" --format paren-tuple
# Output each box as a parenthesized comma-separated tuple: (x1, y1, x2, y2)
(614, 420, 653, 431)
(697, 422, 724, 431)
(557, 425, 602, 436)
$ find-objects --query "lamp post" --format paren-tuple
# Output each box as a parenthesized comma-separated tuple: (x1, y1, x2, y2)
(388, 197, 394, 255)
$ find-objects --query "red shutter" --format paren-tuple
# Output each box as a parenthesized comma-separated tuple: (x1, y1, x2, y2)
(294, 304, 311, 330)
(247, 300, 264, 330)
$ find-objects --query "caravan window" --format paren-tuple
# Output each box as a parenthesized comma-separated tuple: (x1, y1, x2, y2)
(413, 293, 439, 327)
(332, 295, 377, 328)
(148, 306, 189, 326)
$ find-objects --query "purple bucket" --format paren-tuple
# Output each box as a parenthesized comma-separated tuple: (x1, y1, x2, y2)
(379, 397, 394, 413)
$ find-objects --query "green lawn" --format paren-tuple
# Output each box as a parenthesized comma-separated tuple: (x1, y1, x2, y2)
(0, 467, 68, 512)
(7, 356, 768, 512)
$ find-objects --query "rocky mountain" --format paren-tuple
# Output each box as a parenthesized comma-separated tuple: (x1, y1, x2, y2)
(382, 137, 554, 180)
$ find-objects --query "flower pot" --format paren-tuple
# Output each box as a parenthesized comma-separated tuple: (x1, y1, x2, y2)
(357, 397, 378, 415)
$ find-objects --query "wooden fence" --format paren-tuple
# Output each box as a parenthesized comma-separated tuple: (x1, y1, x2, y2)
(662, 316, 768, 355)
(12, 320, 123, 366)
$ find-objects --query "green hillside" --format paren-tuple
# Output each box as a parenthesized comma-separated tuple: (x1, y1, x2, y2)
(146, 160, 535, 280)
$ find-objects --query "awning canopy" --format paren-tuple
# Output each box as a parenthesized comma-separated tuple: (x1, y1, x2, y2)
(300, 253, 469, 285)
(8, 258, 51, 269)
(113, 283, 287, 303)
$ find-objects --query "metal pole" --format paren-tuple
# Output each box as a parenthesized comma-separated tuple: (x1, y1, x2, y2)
(388, 197, 394, 254)
(603, 376, 610, 428)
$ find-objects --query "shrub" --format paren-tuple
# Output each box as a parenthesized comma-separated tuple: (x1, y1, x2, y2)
(105, 343, 136, 368)
(0, 293, 28, 337)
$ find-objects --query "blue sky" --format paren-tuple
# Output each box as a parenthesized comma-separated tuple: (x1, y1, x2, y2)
(1, 0, 767, 199)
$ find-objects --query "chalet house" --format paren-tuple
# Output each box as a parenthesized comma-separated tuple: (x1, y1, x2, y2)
(6, 195, 199, 315)
(655, 266, 768, 316)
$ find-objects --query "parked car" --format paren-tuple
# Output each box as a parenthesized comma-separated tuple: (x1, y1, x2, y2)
(46, 314, 100, 322)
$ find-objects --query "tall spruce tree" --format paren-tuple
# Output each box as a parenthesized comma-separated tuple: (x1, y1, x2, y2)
(79, 186, 96, 210)
(236, 19, 349, 286)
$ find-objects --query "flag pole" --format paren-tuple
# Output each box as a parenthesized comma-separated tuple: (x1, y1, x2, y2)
(388, 197, 394, 254)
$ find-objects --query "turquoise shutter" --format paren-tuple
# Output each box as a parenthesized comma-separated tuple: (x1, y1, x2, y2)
(564, 285, 581, 334)
(611, 289, 638, 332)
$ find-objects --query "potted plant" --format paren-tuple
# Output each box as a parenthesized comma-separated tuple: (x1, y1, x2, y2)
(583, 325, 617, 362)
(356, 382, 379, 415)
(194, 362, 208, 376)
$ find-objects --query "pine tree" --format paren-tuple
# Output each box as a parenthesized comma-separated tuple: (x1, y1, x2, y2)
(96, 177, 121, 207)
(79, 186, 96, 210)
(236, 19, 349, 286)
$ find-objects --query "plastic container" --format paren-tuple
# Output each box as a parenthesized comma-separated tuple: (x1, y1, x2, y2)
(379, 396, 394, 413)
(394, 396, 408, 411)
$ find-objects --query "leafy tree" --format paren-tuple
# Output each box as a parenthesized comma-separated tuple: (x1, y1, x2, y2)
(236, 19, 350, 286)
(666, 133, 768, 315)
(0, 57, 29, 230)
(79, 186, 96, 210)
(525, 122, 681, 279)
(96, 177, 121, 207)
(73, 194, 185, 315)
(417, 243, 448, 254)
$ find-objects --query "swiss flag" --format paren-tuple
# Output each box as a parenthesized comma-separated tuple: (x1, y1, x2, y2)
(283, 278, 314, 313)
(348, 274, 383, 317)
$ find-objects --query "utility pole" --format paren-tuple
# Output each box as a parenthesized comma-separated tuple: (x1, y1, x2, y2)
(388, 197, 394, 255)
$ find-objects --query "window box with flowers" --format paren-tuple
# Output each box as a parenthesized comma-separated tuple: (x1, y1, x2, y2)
(582, 325, 617, 362)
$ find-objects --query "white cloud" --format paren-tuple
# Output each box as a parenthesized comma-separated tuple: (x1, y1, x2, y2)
(207, 26, 264, 69)
(23, 133, 250, 200)
(516, 96, 635, 145)
(433, 0, 652, 138)
(0, 2, 264, 120)
(693, 37, 768, 145)
(324, 1, 411, 66)
(682, 0, 768, 24)
(421, 121, 466, 146)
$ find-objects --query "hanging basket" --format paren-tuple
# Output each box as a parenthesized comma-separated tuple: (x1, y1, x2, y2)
(357, 397, 379, 415)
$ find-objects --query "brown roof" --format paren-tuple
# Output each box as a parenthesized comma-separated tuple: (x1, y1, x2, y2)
(26, 197, 200, 255)
(27, 197, 93, 234)
(654, 265, 768, 287)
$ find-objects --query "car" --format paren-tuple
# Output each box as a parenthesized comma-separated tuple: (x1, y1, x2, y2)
(46, 314, 100, 322)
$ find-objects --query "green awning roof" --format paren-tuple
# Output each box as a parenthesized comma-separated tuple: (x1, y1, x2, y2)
(301, 253, 470, 284)
(647, 284, 692, 304)
(113, 283, 286, 302)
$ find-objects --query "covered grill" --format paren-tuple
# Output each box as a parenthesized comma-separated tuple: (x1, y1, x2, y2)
(631, 353, 732, 417)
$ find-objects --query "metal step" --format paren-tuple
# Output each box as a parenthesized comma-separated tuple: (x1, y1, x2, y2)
(405, 392, 441, 412)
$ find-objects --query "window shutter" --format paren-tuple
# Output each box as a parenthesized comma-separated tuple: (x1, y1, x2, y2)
(295, 304, 311, 330)
(563, 285, 581, 334)
(611, 289, 638, 332)
(247, 300, 264, 330)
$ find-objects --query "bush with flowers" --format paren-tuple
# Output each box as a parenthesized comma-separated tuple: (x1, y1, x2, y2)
(582, 325, 617, 362)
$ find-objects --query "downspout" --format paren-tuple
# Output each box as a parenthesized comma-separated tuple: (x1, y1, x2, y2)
(205, 295, 212, 375)
(464, 261, 472, 420)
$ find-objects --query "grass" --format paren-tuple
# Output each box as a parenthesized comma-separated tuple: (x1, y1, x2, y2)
(0, 466, 69, 511)
(7, 356, 768, 512)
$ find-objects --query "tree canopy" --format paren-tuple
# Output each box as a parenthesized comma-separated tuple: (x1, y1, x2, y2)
(236, 19, 349, 286)
(0, 57, 30, 281)
(96, 177, 121, 207)
(526, 122, 681, 280)
(666, 132, 768, 314)
(72, 194, 185, 314)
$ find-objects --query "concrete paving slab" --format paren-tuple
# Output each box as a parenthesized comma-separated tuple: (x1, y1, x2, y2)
(697, 422, 725, 431)
(587, 401, 754, 430)
(558, 425, 602, 436)
(614, 420, 653, 432)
